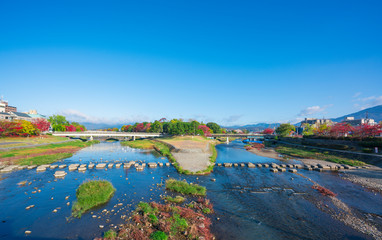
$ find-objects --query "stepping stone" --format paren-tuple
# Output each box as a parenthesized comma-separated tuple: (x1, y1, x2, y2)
(224, 163, 232, 167)
(41, 164, 51, 168)
(165, 163, 170, 167)
(123, 164, 131, 169)
(36, 166, 47, 172)
(78, 167, 86, 172)
(294, 164, 303, 169)
(80, 164, 86, 168)
(115, 163, 122, 168)
(257, 164, 262, 167)
(148, 163, 157, 168)
(54, 171, 67, 178)
(69, 164, 79, 171)
(0, 165, 18, 173)
(271, 164, 279, 168)
(96, 163, 106, 169)
(263, 164, 269, 168)
(217, 163, 222, 166)
(270, 168, 278, 173)
(25, 205, 35, 210)
(158, 163, 163, 167)
(88, 163, 95, 169)
(344, 165, 354, 170)
(233, 163, 238, 167)
(304, 167, 312, 171)
(142, 163, 146, 167)
(135, 165, 144, 171)
(240, 163, 245, 167)
(248, 163, 256, 168)
(17, 165, 27, 170)
(315, 168, 324, 172)
(289, 169, 297, 173)
(278, 168, 286, 172)
(50, 165, 58, 169)
(58, 164, 67, 169)
(108, 163, 114, 169)
(280, 164, 287, 168)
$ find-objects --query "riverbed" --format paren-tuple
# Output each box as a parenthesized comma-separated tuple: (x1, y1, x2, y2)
(0, 140, 381, 239)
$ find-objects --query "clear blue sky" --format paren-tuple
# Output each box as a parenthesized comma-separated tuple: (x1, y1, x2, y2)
(1, 0, 381, 126)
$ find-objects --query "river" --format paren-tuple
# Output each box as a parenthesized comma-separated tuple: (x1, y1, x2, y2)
(0, 140, 381, 239)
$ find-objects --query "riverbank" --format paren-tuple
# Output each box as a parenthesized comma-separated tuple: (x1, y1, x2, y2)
(121, 136, 218, 175)
(0, 139, 100, 166)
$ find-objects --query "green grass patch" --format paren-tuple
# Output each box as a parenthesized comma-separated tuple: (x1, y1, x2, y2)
(120, 140, 156, 149)
(202, 207, 211, 214)
(72, 180, 115, 218)
(17, 152, 74, 165)
(276, 145, 366, 166)
(103, 229, 117, 239)
(150, 231, 168, 240)
(163, 195, 186, 204)
(165, 178, 206, 196)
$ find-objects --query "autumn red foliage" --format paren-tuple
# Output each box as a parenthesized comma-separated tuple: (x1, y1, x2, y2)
(312, 185, 337, 197)
(65, 125, 77, 132)
(263, 128, 274, 134)
(198, 125, 211, 136)
(32, 118, 51, 132)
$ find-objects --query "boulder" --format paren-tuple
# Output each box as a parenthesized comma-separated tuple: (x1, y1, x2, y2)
(224, 163, 232, 167)
(108, 163, 114, 169)
(36, 166, 47, 172)
(270, 168, 278, 173)
(115, 163, 122, 168)
(58, 164, 67, 169)
(54, 171, 67, 178)
(248, 163, 256, 168)
(148, 163, 157, 168)
(96, 163, 107, 169)
(50, 165, 58, 169)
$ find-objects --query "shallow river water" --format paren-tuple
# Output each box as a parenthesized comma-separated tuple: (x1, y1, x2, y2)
(0, 141, 381, 239)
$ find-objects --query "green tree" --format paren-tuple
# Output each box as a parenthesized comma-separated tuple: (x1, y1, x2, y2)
(149, 120, 163, 133)
(206, 122, 222, 134)
(275, 123, 295, 137)
(48, 115, 69, 131)
(302, 123, 314, 136)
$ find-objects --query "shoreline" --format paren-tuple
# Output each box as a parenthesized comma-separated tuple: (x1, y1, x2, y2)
(248, 147, 382, 194)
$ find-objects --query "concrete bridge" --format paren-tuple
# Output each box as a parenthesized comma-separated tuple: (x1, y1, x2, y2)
(210, 133, 265, 143)
(52, 131, 164, 141)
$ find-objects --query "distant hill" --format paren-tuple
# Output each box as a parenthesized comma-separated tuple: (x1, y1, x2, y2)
(224, 123, 280, 132)
(80, 122, 125, 130)
(331, 105, 382, 123)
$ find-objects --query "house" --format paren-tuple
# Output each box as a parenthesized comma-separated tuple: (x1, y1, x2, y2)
(341, 117, 376, 126)
(0, 112, 13, 120)
(9, 112, 32, 121)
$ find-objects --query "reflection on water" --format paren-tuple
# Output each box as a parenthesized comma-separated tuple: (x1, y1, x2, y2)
(0, 141, 381, 239)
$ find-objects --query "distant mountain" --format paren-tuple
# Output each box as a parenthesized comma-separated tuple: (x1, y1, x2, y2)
(80, 122, 125, 130)
(331, 105, 382, 123)
(224, 123, 280, 132)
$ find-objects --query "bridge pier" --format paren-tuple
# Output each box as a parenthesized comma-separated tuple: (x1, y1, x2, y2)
(133, 136, 136, 141)
(89, 136, 93, 141)
(226, 137, 229, 144)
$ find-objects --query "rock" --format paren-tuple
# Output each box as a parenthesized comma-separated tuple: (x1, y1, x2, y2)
(108, 163, 114, 169)
(25, 205, 35, 210)
(17, 165, 27, 170)
(96, 163, 106, 169)
(315, 168, 324, 172)
(211, 178, 216, 182)
(294, 164, 303, 169)
(27, 165, 37, 170)
(233, 163, 238, 167)
(304, 167, 312, 171)
(142, 163, 146, 167)
(92, 215, 97, 218)
(17, 181, 27, 186)
(217, 163, 222, 166)
(278, 168, 286, 172)
(25, 230, 31, 235)
(240, 163, 245, 167)
(115, 163, 122, 168)
(135, 165, 144, 171)
(53, 209, 57, 213)
(280, 164, 287, 168)
(88, 163, 95, 169)
(50, 165, 58, 169)
(65, 196, 70, 200)
(289, 169, 297, 173)
(248, 163, 256, 168)
(257, 164, 262, 167)
(224, 163, 232, 167)
(148, 163, 157, 168)
(99, 225, 104, 229)
(36, 166, 47, 172)
(68, 164, 79, 171)
(54, 171, 67, 178)
(165, 162, 170, 167)
(78, 167, 86, 172)
(263, 164, 269, 168)
(158, 163, 163, 167)
(1, 165, 19, 173)
(80, 164, 86, 168)
(58, 164, 67, 169)
(124, 163, 131, 169)
(270, 168, 278, 173)
(67, 202, 70, 206)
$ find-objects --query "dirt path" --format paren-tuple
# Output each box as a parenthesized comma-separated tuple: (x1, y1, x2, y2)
(0, 139, 74, 151)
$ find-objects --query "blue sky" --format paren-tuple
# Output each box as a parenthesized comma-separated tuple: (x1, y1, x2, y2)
(0, 0, 381, 126)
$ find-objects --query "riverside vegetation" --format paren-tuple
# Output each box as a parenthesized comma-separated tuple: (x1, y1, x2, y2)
(0, 140, 100, 166)
(121, 137, 218, 175)
(72, 180, 116, 218)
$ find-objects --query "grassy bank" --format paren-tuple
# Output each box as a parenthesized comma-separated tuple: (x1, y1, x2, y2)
(72, 180, 115, 218)
(111, 200, 214, 239)
(275, 145, 366, 166)
(0, 135, 69, 148)
(0, 140, 100, 165)
(165, 178, 206, 196)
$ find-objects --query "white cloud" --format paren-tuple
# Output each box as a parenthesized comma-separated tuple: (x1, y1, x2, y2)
(355, 95, 382, 110)
(353, 92, 362, 98)
(298, 106, 327, 116)
(59, 109, 150, 124)
(223, 114, 243, 124)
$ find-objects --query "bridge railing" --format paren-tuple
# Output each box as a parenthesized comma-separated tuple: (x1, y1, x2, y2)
(52, 131, 163, 135)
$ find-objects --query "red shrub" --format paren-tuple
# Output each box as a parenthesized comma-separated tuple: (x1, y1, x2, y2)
(312, 185, 337, 197)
